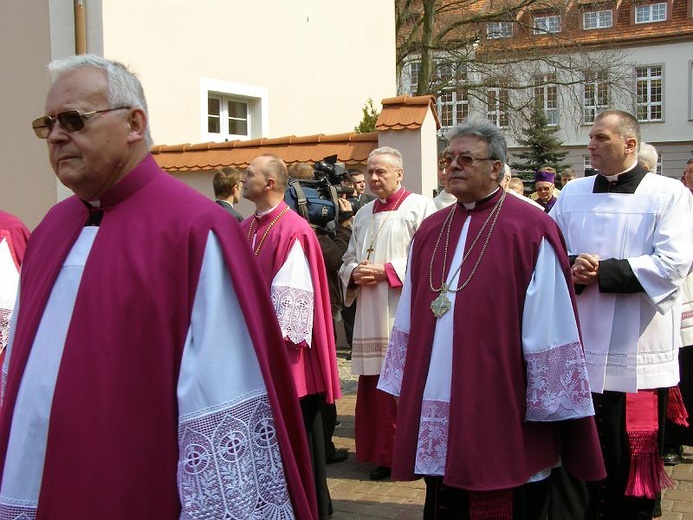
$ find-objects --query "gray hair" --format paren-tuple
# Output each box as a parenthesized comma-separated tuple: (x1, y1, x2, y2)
(638, 142, 658, 172)
(445, 120, 507, 165)
(49, 54, 153, 148)
(368, 146, 403, 169)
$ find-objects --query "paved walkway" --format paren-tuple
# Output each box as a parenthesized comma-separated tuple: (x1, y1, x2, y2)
(326, 391, 693, 519)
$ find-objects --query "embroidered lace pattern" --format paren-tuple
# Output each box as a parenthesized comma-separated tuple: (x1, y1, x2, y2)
(378, 327, 408, 396)
(0, 496, 37, 520)
(525, 341, 594, 422)
(271, 285, 313, 347)
(415, 400, 450, 476)
(0, 308, 11, 353)
(178, 393, 294, 520)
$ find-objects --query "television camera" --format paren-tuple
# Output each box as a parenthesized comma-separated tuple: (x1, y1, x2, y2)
(285, 155, 355, 230)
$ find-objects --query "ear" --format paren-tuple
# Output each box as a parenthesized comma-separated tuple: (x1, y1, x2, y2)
(126, 108, 147, 144)
(625, 138, 638, 154)
(489, 160, 503, 182)
(396, 168, 404, 182)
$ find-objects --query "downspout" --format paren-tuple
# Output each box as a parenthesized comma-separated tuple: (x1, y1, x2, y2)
(74, 0, 86, 54)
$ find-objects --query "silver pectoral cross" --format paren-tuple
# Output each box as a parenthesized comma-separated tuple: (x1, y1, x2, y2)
(430, 283, 451, 318)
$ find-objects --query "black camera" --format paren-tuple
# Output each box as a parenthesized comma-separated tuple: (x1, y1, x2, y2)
(285, 155, 354, 229)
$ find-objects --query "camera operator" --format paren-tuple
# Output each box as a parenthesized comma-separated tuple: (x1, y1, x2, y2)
(287, 162, 352, 464)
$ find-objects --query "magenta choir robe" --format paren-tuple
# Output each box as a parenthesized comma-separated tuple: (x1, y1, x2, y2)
(0, 155, 316, 519)
(0, 210, 29, 364)
(240, 201, 341, 404)
(379, 189, 606, 490)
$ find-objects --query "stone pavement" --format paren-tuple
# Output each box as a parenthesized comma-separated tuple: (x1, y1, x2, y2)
(326, 391, 693, 519)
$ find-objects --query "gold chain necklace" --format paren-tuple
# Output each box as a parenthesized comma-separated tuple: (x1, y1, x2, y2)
(247, 206, 290, 256)
(429, 190, 506, 318)
(366, 188, 406, 261)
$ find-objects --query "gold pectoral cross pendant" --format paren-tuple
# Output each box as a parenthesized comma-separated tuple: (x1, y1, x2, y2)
(430, 283, 451, 318)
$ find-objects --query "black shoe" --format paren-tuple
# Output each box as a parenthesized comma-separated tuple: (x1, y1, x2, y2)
(369, 466, 391, 480)
(663, 447, 681, 466)
(326, 449, 348, 464)
(334, 420, 342, 429)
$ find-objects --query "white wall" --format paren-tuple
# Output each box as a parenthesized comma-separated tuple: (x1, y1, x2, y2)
(99, 0, 396, 146)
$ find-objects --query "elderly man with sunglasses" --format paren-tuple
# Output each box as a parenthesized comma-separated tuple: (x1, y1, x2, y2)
(378, 120, 605, 519)
(0, 55, 317, 520)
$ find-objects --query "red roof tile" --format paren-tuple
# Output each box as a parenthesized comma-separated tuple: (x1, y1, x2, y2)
(375, 95, 441, 131)
(151, 132, 379, 172)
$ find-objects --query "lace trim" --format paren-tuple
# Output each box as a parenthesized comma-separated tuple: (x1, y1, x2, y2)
(0, 496, 37, 520)
(178, 394, 294, 520)
(525, 341, 594, 422)
(271, 285, 313, 347)
(415, 400, 450, 476)
(0, 308, 11, 354)
(378, 327, 408, 396)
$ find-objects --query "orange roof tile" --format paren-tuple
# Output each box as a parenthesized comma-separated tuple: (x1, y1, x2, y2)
(376, 95, 441, 131)
(151, 132, 379, 173)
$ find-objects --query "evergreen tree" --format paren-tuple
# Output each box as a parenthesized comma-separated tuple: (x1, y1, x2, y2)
(354, 98, 380, 133)
(509, 107, 569, 186)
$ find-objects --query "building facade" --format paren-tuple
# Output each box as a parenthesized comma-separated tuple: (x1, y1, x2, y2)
(399, 0, 693, 179)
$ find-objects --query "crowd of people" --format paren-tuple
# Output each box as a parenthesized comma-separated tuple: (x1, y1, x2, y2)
(0, 54, 692, 520)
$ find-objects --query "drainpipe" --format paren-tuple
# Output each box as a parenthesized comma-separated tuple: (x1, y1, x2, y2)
(74, 0, 86, 54)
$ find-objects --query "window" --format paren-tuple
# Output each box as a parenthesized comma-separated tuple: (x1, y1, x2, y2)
(533, 15, 561, 34)
(407, 61, 421, 95)
(583, 71, 609, 123)
(435, 63, 469, 128)
(208, 96, 249, 137)
(583, 10, 613, 29)
(635, 3, 667, 23)
(201, 78, 267, 143)
(487, 21, 513, 38)
(636, 66, 663, 122)
(535, 74, 559, 126)
(487, 87, 510, 128)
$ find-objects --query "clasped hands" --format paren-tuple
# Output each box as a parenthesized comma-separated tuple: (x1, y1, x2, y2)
(352, 260, 387, 286)
(571, 253, 599, 285)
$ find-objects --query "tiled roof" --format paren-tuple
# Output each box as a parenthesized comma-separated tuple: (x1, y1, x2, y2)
(152, 95, 441, 172)
(152, 132, 378, 172)
(375, 95, 441, 131)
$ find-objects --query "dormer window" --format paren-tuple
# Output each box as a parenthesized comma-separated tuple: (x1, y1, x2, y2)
(487, 21, 513, 38)
(533, 15, 561, 34)
(635, 3, 667, 23)
(583, 10, 613, 29)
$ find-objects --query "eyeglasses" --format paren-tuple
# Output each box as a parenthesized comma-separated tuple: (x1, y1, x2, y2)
(442, 154, 495, 169)
(535, 186, 553, 192)
(31, 106, 131, 139)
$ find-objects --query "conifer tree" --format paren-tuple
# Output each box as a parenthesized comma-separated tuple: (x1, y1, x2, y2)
(510, 107, 569, 185)
(354, 98, 380, 133)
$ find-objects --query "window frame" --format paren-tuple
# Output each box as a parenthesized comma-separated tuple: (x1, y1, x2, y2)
(635, 2, 667, 23)
(487, 87, 510, 128)
(533, 15, 562, 34)
(535, 74, 559, 126)
(582, 9, 613, 29)
(635, 65, 663, 122)
(582, 71, 609, 124)
(487, 21, 514, 38)
(200, 78, 268, 143)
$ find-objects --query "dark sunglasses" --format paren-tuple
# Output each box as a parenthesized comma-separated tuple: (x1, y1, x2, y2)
(31, 106, 131, 139)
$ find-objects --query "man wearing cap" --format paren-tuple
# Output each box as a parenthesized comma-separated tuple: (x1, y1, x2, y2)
(534, 166, 558, 213)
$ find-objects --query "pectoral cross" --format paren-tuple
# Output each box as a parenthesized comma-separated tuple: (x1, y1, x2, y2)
(366, 243, 375, 261)
(430, 283, 451, 318)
